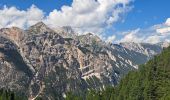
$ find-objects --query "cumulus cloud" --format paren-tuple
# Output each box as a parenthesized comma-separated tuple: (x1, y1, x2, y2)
(119, 18, 170, 44)
(4, 0, 169, 44)
(119, 28, 143, 43)
(156, 18, 170, 34)
(0, 5, 44, 29)
(165, 18, 170, 26)
(119, 29, 160, 44)
(106, 35, 116, 43)
(45, 0, 133, 33)
(156, 27, 170, 34)
(0, 0, 132, 36)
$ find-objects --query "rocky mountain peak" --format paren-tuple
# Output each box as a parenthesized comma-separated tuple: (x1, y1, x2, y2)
(77, 33, 102, 45)
(61, 26, 74, 34)
(26, 22, 54, 35)
(86, 33, 93, 36)
(30, 22, 46, 28)
(53, 26, 76, 38)
(120, 42, 162, 58)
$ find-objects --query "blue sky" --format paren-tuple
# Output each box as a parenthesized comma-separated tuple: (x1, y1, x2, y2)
(0, 0, 170, 43)
(0, 0, 73, 12)
(115, 0, 170, 31)
(1, 0, 170, 30)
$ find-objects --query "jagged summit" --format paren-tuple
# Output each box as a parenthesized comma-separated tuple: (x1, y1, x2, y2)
(29, 22, 46, 28)
(85, 32, 93, 36)
(53, 25, 76, 38)
(35, 21, 46, 26)
(77, 32, 102, 45)
(26, 22, 54, 35)
(120, 42, 162, 57)
(61, 26, 74, 34)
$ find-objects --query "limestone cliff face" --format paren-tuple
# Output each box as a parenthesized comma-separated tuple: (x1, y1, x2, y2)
(0, 36, 31, 97)
(0, 22, 164, 100)
(0, 27, 24, 46)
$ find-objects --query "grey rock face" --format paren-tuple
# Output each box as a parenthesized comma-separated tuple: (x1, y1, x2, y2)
(0, 22, 164, 99)
(0, 36, 31, 96)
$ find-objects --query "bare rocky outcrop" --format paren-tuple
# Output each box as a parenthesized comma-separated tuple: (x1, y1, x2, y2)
(0, 22, 165, 100)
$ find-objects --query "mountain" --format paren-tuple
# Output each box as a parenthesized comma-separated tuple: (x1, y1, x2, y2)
(120, 42, 162, 58)
(116, 46, 170, 100)
(69, 46, 170, 100)
(0, 22, 166, 99)
(53, 26, 76, 38)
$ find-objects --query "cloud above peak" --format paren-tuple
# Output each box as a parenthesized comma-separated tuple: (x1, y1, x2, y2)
(0, 5, 44, 29)
(72, 0, 99, 14)
(45, 0, 133, 34)
(119, 28, 142, 43)
(0, 0, 132, 35)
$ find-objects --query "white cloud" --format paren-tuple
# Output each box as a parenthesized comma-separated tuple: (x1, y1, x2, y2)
(106, 35, 116, 43)
(0, 0, 132, 35)
(119, 18, 170, 44)
(4, 0, 169, 44)
(165, 18, 170, 26)
(45, 0, 133, 34)
(156, 18, 170, 34)
(119, 29, 167, 44)
(0, 5, 44, 29)
(119, 28, 142, 43)
(1, 0, 169, 44)
(156, 27, 170, 34)
(145, 35, 163, 44)
(72, 0, 99, 14)
(0, 0, 133, 44)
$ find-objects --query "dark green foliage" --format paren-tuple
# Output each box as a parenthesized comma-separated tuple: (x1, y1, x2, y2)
(66, 46, 170, 100)
(0, 88, 25, 100)
(65, 92, 83, 100)
(116, 46, 170, 100)
(65, 86, 115, 100)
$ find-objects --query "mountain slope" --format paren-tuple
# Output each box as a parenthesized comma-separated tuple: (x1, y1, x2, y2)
(0, 22, 165, 99)
(66, 46, 170, 100)
(116, 46, 170, 100)
(0, 36, 31, 96)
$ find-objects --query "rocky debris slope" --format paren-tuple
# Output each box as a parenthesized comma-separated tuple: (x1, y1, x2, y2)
(0, 22, 165, 99)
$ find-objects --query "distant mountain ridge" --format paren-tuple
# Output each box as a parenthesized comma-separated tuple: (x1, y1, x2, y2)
(0, 22, 168, 99)
(65, 44, 170, 100)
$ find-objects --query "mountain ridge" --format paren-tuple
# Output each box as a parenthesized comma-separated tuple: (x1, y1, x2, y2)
(66, 46, 170, 100)
(0, 22, 168, 99)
